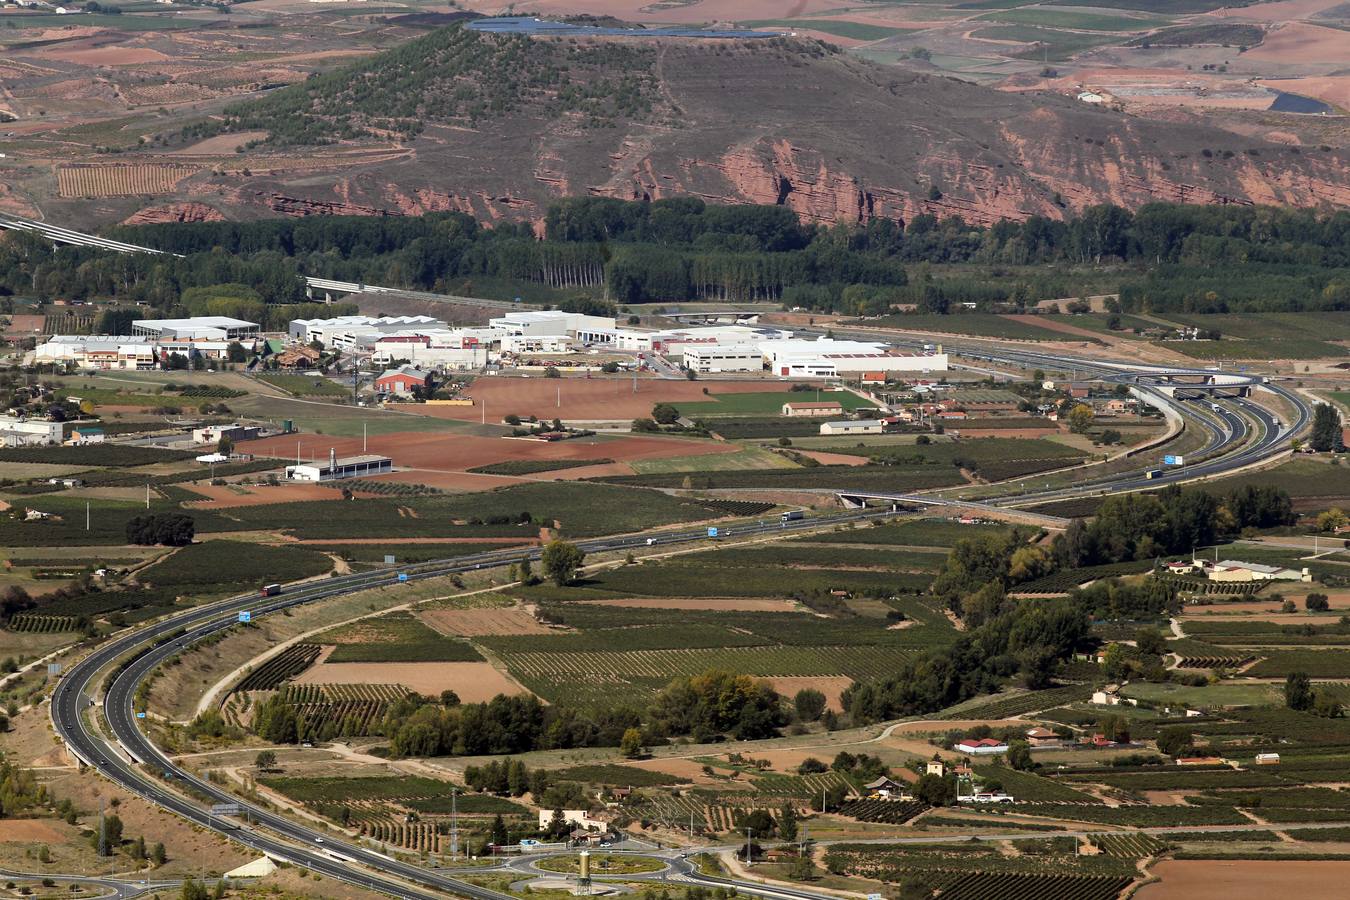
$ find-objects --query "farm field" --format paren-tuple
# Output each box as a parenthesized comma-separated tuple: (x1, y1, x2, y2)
(56, 164, 197, 199)
(672, 391, 876, 417)
(412, 377, 786, 423)
(800, 517, 1020, 547)
(1139, 860, 1350, 899)
(859, 313, 1074, 340)
(294, 659, 530, 702)
(240, 429, 738, 478)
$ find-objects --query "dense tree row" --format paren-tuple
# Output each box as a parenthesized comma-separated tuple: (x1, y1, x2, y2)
(842, 595, 1090, 722)
(251, 667, 785, 754)
(8, 198, 1350, 314)
(1053, 484, 1294, 569)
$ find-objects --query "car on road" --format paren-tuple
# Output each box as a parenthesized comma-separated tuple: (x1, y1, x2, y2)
(316, 837, 324, 843)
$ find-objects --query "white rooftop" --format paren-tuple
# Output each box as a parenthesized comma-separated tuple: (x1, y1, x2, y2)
(135, 316, 258, 329)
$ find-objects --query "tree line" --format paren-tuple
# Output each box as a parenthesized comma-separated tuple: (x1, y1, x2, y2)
(7, 197, 1350, 314)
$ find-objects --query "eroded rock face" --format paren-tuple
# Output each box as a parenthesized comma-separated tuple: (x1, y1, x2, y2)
(121, 202, 225, 225)
(186, 45, 1350, 227)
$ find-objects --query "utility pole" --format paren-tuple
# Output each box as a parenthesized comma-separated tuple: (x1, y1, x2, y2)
(450, 787, 459, 861)
(363, 422, 367, 454)
(85, 502, 90, 531)
(744, 827, 753, 866)
(145, 482, 150, 509)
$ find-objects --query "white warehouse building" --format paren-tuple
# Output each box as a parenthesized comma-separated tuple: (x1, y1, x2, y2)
(0, 416, 65, 447)
(488, 311, 616, 344)
(285, 450, 393, 482)
(759, 339, 947, 378)
(289, 315, 446, 346)
(132, 317, 259, 341)
(682, 343, 765, 374)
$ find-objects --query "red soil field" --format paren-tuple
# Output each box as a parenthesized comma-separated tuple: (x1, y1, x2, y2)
(1226, 0, 1348, 22)
(1139, 860, 1350, 900)
(179, 483, 338, 508)
(295, 660, 531, 702)
(1243, 22, 1350, 64)
(239, 430, 736, 476)
(402, 377, 783, 423)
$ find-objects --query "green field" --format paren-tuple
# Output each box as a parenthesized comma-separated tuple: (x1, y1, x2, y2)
(863, 313, 1074, 340)
(1044, 0, 1236, 11)
(800, 517, 1021, 548)
(675, 391, 876, 417)
(628, 446, 798, 475)
(1120, 681, 1279, 707)
(318, 612, 483, 663)
(968, 25, 1122, 60)
(0, 11, 199, 32)
(1161, 337, 1347, 360)
(741, 19, 917, 41)
(980, 8, 1172, 30)
(255, 373, 350, 397)
(1197, 459, 1350, 504)
(140, 540, 333, 588)
(603, 463, 969, 492)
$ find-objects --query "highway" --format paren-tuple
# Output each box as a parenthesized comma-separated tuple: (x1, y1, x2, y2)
(53, 510, 895, 900)
(20, 211, 1316, 898)
(51, 353, 1308, 900)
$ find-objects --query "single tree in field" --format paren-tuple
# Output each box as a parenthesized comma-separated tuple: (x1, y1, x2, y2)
(651, 402, 680, 425)
(254, 750, 276, 769)
(1067, 403, 1094, 434)
(1286, 670, 1314, 711)
(779, 804, 798, 842)
(1005, 740, 1034, 771)
(793, 688, 827, 722)
(1311, 402, 1342, 452)
(620, 727, 645, 759)
(541, 540, 585, 586)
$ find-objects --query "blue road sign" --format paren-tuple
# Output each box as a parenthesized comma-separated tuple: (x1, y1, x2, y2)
(398, 572, 409, 582)
(707, 527, 719, 538)
(137, 712, 146, 719)
(238, 611, 251, 623)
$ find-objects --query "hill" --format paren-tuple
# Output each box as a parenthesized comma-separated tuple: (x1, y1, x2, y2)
(115, 25, 1350, 225)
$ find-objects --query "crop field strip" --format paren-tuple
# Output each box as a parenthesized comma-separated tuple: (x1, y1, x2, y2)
(936, 684, 1093, 719)
(497, 645, 916, 706)
(835, 799, 927, 825)
(316, 612, 484, 663)
(5, 613, 84, 633)
(235, 644, 322, 692)
(275, 683, 410, 738)
(935, 872, 1133, 900)
(799, 518, 1019, 547)
(56, 163, 199, 198)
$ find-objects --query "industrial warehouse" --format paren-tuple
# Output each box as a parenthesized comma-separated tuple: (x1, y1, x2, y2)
(30, 312, 949, 379)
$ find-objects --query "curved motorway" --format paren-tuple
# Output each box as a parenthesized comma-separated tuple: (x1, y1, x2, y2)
(53, 512, 895, 900)
(51, 359, 1308, 899)
(17, 280, 1303, 897)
